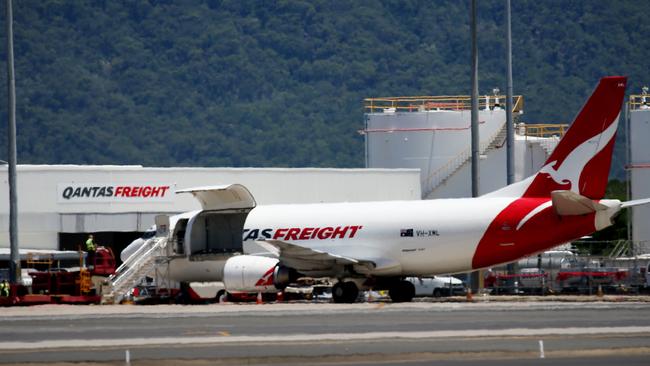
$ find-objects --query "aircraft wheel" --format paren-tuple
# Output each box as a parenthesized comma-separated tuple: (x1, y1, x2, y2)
(343, 281, 359, 303)
(332, 281, 359, 303)
(332, 282, 346, 303)
(215, 290, 224, 303)
(389, 280, 415, 303)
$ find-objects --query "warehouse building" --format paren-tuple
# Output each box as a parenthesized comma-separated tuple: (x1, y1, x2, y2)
(0, 166, 420, 255)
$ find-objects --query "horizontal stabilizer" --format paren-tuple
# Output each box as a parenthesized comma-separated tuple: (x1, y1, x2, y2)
(551, 190, 608, 215)
(621, 198, 650, 209)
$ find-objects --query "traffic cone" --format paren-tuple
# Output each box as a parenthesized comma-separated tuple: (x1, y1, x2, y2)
(276, 291, 284, 302)
(466, 287, 473, 302)
(256, 291, 263, 304)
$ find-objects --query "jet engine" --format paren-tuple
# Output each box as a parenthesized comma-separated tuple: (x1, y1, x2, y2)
(223, 255, 283, 293)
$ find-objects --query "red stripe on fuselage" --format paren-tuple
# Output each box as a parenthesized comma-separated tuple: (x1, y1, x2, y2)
(471, 197, 596, 269)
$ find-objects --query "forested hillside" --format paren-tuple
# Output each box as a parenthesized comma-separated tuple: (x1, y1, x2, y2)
(0, 0, 648, 178)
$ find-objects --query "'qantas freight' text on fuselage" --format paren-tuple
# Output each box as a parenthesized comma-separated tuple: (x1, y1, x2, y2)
(243, 226, 363, 241)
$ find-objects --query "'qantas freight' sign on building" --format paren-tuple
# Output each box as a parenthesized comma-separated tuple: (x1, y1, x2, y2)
(58, 183, 174, 203)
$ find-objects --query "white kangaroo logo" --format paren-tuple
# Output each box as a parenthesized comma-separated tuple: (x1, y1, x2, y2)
(515, 116, 620, 231)
(538, 115, 619, 194)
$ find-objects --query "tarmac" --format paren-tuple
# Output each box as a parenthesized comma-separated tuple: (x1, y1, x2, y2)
(2, 296, 650, 365)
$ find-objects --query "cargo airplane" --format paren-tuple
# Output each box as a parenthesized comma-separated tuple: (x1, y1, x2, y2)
(122, 76, 649, 303)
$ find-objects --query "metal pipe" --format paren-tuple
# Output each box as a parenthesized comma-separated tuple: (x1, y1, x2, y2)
(6, 0, 20, 285)
(468, 0, 481, 293)
(626, 98, 631, 242)
(470, 0, 479, 198)
(504, 0, 516, 279)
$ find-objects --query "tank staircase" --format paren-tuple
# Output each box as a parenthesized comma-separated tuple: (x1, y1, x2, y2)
(538, 135, 560, 155)
(101, 236, 169, 304)
(422, 121, 508, 198)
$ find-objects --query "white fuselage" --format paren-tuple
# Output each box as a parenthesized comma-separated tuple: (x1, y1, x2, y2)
(122, 194, 618, 282)
(243, 197, 515, 276)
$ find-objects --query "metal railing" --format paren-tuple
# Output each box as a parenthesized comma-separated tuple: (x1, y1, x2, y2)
(364, 95, 524, 114)
(518, 123, 568, 138)
(629, 94, 650, 110)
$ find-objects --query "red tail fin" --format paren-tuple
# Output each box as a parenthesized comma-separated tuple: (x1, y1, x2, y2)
(522, 76, 627, 199)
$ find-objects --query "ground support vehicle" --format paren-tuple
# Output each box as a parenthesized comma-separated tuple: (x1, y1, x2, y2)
(556, 268, 628, 294)
(0, 247, 116, 306)
(407, 276, 466, 297)
(484, 270, 549, 295)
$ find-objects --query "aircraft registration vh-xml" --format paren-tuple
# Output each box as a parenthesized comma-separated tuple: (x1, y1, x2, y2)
(123, 76, 650, 303)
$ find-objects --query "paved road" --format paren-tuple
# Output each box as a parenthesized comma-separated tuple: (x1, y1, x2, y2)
(1, 301, 649, 365)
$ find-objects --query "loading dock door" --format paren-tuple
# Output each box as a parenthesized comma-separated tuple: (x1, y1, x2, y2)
(58, 232, 141, 265)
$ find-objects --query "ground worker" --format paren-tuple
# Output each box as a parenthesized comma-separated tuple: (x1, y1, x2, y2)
(0, 279, 10, 297)
(86, 234, 97, 266)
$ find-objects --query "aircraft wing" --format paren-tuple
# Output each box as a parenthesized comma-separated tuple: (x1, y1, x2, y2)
(261, 240, 401, 277)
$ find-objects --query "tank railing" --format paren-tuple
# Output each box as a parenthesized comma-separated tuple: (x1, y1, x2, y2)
(519, 123, 568, 138)
(422, 121, 504, 197)
(629, 95, 650, 110)
(364, 95, 523, 113)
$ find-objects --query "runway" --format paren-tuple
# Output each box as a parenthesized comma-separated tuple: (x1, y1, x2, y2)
(1, 301, 650, 365)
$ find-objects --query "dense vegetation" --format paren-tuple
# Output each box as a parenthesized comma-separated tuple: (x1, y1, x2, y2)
(0, 0, 648, 178)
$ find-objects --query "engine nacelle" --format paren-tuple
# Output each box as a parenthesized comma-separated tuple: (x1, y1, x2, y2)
(223, 255, 280, 293)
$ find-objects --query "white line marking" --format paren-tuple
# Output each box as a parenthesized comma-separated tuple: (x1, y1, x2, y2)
(539, 339, 545, 359)
(1, 326, 649, 350)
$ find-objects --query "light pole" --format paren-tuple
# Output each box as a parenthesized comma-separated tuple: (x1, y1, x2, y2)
(505, 0, 514, 185)
(5, 0, 20, 286)
(469, 0, 481, 293)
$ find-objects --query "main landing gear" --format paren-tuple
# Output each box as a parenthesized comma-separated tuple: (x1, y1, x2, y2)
(332, 279, 415, 303)
(332, 281, 359, 303)
(389, 280, 415, 303)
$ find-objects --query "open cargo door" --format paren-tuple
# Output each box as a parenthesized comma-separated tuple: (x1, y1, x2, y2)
(176, 184, 256, 211)
(176, 184, 257, 259)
